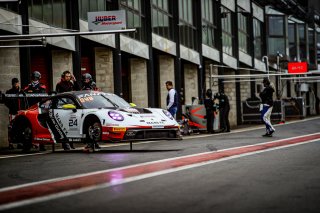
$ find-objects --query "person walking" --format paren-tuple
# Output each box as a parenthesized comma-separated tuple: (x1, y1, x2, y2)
(55, 70, 79, 150)
(259, 77, 275, 137)
(5, 78, 22, 149)
(165, 81, 178, 118)
(24, 71, 47, 151)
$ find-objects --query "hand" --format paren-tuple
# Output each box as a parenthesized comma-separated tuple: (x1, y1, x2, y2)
(71, 74, 76, 81)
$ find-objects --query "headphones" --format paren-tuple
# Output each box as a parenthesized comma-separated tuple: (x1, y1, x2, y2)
(61, 71, 70, 78)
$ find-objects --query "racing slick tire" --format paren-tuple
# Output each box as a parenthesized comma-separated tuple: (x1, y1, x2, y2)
(84, 119, 102, 152)
(13, 122, 32, 152)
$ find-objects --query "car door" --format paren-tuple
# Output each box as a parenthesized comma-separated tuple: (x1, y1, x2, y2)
(52, 96, 83, 140)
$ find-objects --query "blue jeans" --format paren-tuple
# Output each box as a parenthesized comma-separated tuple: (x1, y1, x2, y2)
(168, 107, 177, 118)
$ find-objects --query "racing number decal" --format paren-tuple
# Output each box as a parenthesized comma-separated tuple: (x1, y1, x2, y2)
(69, 118, 78, 127)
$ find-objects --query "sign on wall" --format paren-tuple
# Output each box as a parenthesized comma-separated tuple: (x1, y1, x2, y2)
(88, 10, 126, 31)
(287, 62, 308, 74)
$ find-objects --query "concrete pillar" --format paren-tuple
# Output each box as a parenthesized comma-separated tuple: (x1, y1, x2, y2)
(52, 50, 73, 90)
(95, 47, 114, 93)
(222, 69, 237, 128)
(0, 45, 20, 148)
(130, 58, 148, 107)
(184, 63, 198, 105)
(240, 70, 251, 101)
(205, 61, 219, 93)
(159, 55, 175, 109)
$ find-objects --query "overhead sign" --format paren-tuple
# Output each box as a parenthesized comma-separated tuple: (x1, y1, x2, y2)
(287, 62, 308, 74)
(88, 10, 126, 31)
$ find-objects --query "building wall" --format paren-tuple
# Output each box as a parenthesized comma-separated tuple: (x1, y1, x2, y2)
(130, 58, 148, 107)
(205, 61, 219, 94)
(95, 47, 114, 93)
(0, 45, 20, 148)
(223, 69, 237, 128)
(52, 50, 73, 90)
(240, 70, 251, 101)
(184, 63, 198, 105)
(159, 55, 175, 109)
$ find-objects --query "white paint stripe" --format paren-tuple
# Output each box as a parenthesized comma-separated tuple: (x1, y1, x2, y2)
(0, 152, 47, 159)
(1, 117, 319, 159)
(0, 138, 319, 211)
(1, 132, 320, 193)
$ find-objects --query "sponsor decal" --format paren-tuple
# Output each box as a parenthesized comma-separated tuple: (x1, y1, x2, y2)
(146, 121, 165, 125)
(112, 127, 126, 132)
(34, 138, 50, 141)
(152, 125, 164, 129)
(126, 131, 136, 137)
(68, 138, 81, 142)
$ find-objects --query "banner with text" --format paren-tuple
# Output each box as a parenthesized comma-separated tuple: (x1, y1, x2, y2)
(88, 10, 126, 31)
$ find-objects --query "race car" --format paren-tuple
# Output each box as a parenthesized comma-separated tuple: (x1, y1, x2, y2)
(9, 91, 181, 151)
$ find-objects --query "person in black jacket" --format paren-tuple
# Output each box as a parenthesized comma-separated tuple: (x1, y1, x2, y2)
(216, 91, 230, 132)
(5, 78, 22, 149)
(259, 77, 275, 137)
(204, 89, 214, 133)
(56, 70, 79, 93)
(24, 71, 47, 151)
(55, 70, 79, 150)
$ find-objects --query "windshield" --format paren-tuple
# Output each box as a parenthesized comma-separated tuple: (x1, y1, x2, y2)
(77, 92, 131, 109)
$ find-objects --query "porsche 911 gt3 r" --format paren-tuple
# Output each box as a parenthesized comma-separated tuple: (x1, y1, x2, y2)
(9, 91, 181, 151)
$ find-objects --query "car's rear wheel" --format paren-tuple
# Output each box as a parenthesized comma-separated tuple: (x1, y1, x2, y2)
(15, 123, 32, 152)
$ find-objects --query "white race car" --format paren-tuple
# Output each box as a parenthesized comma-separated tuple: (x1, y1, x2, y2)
(9, 91, 181, 151)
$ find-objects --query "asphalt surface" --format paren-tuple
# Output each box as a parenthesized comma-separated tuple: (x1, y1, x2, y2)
(0, 117, 320, 213)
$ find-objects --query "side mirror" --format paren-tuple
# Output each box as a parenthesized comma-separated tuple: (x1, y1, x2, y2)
(62, 104, 76, 110)
(130, 103, 137, 107)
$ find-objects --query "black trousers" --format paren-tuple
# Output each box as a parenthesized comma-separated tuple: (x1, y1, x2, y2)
(220, 107, 230, 131)
(206, 110, 214, 133)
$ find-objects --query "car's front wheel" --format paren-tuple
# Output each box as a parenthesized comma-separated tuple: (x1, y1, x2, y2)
(87, 121, 101, 143)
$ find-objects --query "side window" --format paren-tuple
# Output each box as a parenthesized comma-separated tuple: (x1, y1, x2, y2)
(56, 97, 76, 109)
(39, 99, 52, 109)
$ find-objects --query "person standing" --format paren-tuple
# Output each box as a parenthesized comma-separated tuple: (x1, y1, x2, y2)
(204, 89, 214, 133)
(81, 73, 98, 91)
(56, 70, 79, 93)
(55, 70, 79, 150)
(81, 73, 101, 152)
(5, 78, 22, 149)
(259, 77, 275, 137)
(216, 91, 230, 132)
(24, 71, 47, 151)
(165, 81, 178, 118)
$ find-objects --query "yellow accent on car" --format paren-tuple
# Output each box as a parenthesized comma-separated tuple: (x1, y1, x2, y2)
(112, 127, 127, 132)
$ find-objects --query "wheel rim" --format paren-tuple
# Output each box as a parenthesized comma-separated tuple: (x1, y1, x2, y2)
(88, 122, 101, 142)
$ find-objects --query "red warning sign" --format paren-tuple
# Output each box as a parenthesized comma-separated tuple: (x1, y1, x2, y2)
(288, 62, 308, 74)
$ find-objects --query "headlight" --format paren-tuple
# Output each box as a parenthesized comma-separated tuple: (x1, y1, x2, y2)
(108, 111, 124, 121)
(163, 110, 173, 120)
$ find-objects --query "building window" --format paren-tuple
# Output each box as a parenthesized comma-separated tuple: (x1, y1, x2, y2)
(0, 3, 18, 13)
(238, 8, 249, 54)
(28, 0, 67, 28)
(308, 28, 316, 66)
(79, 0, 106, 20)
(288, 22, 297, 61)
(253, 18, 263, 59)
(179, 0, 197, 50)
(267, 15, 286, 56)
(120, 0, 146, 43)
(221, 6, 233, 56)
(201, 0, 216, 48)
(298, 24, 307, 61)
(152, 0, 173, 41)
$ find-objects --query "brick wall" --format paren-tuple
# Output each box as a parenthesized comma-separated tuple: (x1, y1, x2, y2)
(95, 47, 114, 93)
(52, 50, 73, 90)
(184, 63, 198, 105)
(130, 58, 148, 107)
(159, 55, 175, 109)
(0, 45, 20, 148)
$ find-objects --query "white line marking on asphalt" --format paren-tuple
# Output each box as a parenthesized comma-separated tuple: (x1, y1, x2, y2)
(0, 137, 319, 211)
